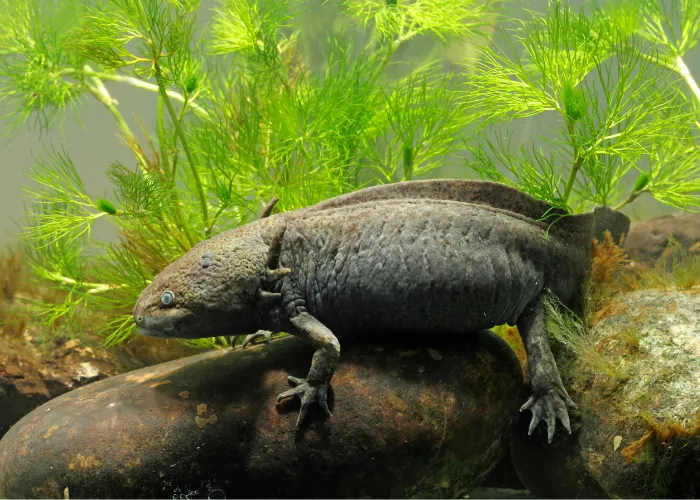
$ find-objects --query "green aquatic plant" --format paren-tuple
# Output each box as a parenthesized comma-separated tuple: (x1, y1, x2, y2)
(542, 291, 631, 380)
(1, 0, 494, 346)
(5, 0, 700, 348)
(463, 0, 700, 214)
(660, 237, 700, 290)
(629, 236, 700, 291)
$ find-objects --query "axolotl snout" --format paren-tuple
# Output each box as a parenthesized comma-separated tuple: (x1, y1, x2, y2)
(134, 234, 273, 338)
(133, 179, 630, 443)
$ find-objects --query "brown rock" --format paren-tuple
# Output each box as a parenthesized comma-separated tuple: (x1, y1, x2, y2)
(0, 329, 202, 440)
(624, 212, 700, 265)
(3, 361, 23, 378)
(513, 289, 700, 499)
(0, 331, 525, 499)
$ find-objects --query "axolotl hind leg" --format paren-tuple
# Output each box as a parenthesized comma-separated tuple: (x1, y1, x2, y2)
(276, 311, 340, 430)
(517, 294, 577, 443)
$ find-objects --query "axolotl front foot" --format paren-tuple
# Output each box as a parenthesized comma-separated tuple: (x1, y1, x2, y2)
(275, 311, 340, 430)
(277, 376, 332, 430)
(241, 330, 273, 348)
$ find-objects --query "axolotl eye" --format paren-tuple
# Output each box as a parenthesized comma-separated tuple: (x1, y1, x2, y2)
(160, 290, 175, 307)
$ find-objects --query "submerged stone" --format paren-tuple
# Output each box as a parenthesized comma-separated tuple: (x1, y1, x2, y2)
(624, 212, 700, 266)
(0, 331, 202, 441)
(0, 331, 525, 499)
(512, 289, 700, 499)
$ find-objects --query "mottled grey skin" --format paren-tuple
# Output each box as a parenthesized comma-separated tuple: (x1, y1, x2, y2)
(133, 180, 628, 443)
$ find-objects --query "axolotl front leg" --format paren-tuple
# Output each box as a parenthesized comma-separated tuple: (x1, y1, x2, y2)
(276, 311, 341, 429)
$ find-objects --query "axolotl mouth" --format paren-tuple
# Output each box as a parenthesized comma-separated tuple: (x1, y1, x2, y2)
(136, 326, 168, 338)
(133, 306, 194, 338)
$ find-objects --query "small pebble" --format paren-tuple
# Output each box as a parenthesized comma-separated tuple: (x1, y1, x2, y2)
(613, 435, 622, 451)
(399, 350, 419, 358)
(426, 348, 443, 360)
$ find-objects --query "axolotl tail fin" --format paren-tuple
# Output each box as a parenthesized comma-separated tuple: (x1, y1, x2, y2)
(306, 179, 565, 222)
(305, 179, 630, 249)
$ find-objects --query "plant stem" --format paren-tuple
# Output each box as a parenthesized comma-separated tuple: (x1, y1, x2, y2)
(157, 94, 172, 181)
(40, 270, 122, 294)
(170, 94, 191, 146)
(613, 189, 645, 210)
(163, 91, 201, 245)
(366, 25, 419, 90)
(562, 120, 583, 203)
(156, 94, 197, 248)
(377, 40, 397, 78)
(59, 68, 211, 120)
(673, 55, 700, 104)
(153, 61, 209, 234)
(563, 155, 583, 201)
(369, 37, 401, 88)
(81, 65, 150, 173)
(636, 52, 700, 105)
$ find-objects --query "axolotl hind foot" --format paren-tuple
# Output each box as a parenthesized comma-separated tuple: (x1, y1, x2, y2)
(521, 386, 577, 443)
(517, 295, 578, 443)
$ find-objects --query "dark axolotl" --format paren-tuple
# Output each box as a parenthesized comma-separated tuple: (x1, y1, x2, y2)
(133, 180, 629, 442)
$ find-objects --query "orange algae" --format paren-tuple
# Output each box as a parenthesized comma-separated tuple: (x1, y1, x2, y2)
(591, 231, 628, 287)
(622, 414, 700, 463)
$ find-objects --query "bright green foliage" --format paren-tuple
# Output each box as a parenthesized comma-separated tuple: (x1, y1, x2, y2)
(339, 0, 492, 44)
(463, 0, 700, 213)
(4, 0, 700, 348)
(368, 71, 466, 182)
(467, 135, 568, 210)
(603, 0, 700, 60)
(2, 0, 491, 346)
(209, 0, 294, 55)
(23, 149, 109, 248)
(0, 1, 85, 131)
(543, 292, 631, 380)
(561, 79, 586, 122)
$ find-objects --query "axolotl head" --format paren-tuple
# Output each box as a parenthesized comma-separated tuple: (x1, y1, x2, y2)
(133, 233, 272, 339)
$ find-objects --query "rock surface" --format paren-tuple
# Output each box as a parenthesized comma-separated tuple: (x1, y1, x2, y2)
(0, 329, 202, 440)
(513, 288, 700, 498)
(510, 415, 609, 499)
(624, 212, 700, 265)
(0, 331, 525, 499)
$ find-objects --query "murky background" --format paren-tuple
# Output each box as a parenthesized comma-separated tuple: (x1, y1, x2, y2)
(0, 0, 697, 245)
